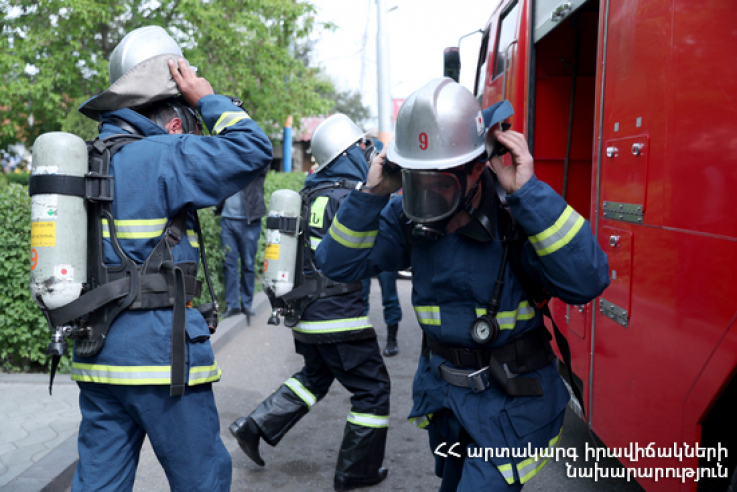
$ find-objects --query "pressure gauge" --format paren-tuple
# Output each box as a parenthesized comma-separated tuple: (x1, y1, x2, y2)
(470, 315, 500, 345)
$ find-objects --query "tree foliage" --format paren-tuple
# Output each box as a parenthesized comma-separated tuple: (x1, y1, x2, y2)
(0, 0, 335, 150)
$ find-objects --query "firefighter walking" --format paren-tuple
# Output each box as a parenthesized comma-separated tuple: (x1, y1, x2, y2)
(230, 114, 391, 492)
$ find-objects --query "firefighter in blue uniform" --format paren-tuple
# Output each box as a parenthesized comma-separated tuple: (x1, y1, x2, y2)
(316, 78, 610, 491)
(72, 26, 272, 491)
(229, 114, 391, 492)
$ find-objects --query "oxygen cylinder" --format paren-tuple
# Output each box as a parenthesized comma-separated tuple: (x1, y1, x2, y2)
(29, 132, 88, 311)
(263, 189, 302, 298)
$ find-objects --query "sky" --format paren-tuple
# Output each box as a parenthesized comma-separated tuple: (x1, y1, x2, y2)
(309, 0, 500, 129)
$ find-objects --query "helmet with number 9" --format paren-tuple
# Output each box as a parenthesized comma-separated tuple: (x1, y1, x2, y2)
(387, 77, 487, 170)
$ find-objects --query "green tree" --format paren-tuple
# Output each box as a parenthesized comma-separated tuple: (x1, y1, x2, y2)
(0, 0, 335, 150)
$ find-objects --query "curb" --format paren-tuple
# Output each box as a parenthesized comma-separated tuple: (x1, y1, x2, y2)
(3, 292, 269, 492)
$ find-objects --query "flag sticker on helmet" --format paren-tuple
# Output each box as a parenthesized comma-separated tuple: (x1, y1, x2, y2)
(476, 111, 485, 136)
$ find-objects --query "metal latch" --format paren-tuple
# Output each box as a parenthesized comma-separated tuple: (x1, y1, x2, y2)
(606, 146, 618, 158)
(467, 367, 491, 393)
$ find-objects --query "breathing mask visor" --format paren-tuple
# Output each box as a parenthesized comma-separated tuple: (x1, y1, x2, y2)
(401, 168, 466, 224)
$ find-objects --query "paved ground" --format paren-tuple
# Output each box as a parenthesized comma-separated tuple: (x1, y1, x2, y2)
(1, 278, 645, 492)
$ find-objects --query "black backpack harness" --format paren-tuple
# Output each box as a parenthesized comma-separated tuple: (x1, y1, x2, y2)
(29, 134, 219, 396)
(265, 180, 362, 327)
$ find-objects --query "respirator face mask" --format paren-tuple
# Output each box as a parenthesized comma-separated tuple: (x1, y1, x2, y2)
(401, 169, 464, 224)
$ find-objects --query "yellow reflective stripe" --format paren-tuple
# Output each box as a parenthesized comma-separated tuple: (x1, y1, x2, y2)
(475, 301, 536, 330)
(309, 196, 329, 228)
(328, 217, 377, 249)
(212, 111, 250, 135)
(285, 377, 317, 409)
(517, 428, 563, 484)
(187, 229, 199, 248)
(70, 362, 221, 386)
(347, 412, 389, 428)
(414, 306, 441, 326)
(409, 413, 433, 429)
(101, 218, 167, 239)
(528, 206, 585, 257)
(293, 316, 372, 334)
(497, 463, 515, 484)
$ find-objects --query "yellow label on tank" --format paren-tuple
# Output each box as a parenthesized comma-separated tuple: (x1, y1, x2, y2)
(264, 243, 281, 260)
(31, 221, 56, 247)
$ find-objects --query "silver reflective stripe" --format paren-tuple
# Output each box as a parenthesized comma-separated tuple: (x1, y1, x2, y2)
(212, 111, 250, 135)
(284, 377, 317, 408)
(71, 363, 220, 386)
(347, 412, 389, 428)
(293, 317, 372, 334)
(414, 306, 441, 326)
(516, 429, 562, 484)
(328, 217, 378, 249)
(409, 414, 431, 429)
(187, 229, 199, 248)
(310, 236, 322, 250)
(189, 363, 220, 384)
(475, 301, 536, 330)
(528, 206, 585, 256)
(72, 364, 170, 384)
(101, 218, 167, 239)
(498, 463, 515, 484)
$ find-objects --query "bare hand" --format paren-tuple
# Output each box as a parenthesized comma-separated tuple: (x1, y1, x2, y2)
(488, 127, 534, 194)
(168, 58, 214, 108)
(363, 147, 402, 196)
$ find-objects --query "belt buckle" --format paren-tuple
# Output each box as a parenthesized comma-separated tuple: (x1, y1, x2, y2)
(468, 366, 490, 393)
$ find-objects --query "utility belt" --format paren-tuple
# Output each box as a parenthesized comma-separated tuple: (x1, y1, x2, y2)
(423, 326, 554, 396)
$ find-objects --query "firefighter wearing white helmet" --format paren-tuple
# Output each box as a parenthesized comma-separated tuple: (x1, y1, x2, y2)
(316, 78, 610, 491)
(230, 113, 391, 492)
(60, 25, 273, 492)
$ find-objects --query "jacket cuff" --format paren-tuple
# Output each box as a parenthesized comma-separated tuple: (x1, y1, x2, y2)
(505, 175, 569, 237)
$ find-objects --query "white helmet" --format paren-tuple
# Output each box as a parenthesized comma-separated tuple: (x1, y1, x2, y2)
(310, 114, 366, 173)
(109, 26, 184, 84)
(387, 77, 486, 170)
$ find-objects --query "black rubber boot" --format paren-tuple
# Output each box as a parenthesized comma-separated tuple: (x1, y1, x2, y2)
(230, 384, 310, 466)
(383, 324, 398, 357)
(334, 422, 388, 491)
(229, 416, 265, 466)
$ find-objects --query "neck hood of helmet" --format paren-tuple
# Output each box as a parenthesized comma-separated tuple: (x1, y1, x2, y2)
(304, 144, 369, 188)
(79, 53, 181, 121)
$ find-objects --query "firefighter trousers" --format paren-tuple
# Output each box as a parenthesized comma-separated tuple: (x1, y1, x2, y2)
(248, 337, 391, 480)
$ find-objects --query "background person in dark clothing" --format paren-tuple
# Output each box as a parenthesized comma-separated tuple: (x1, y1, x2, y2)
(217, 166, 268, 322)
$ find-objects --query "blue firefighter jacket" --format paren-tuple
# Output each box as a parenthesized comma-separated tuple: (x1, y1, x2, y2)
(316, 172, 610, 485)
(70, 95, 273, 387)
(293, 145, 376, 344)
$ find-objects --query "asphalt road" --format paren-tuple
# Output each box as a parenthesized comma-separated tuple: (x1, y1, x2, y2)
(130, 277, 646, 492)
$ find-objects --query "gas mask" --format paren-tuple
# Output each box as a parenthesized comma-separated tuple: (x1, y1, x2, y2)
(402, 162, 480, 238)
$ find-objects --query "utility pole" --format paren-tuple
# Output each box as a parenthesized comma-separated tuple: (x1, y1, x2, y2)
(376, 0, 393, 146)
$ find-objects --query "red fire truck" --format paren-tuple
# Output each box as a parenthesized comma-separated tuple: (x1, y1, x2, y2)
(445, 0, 737, 490)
